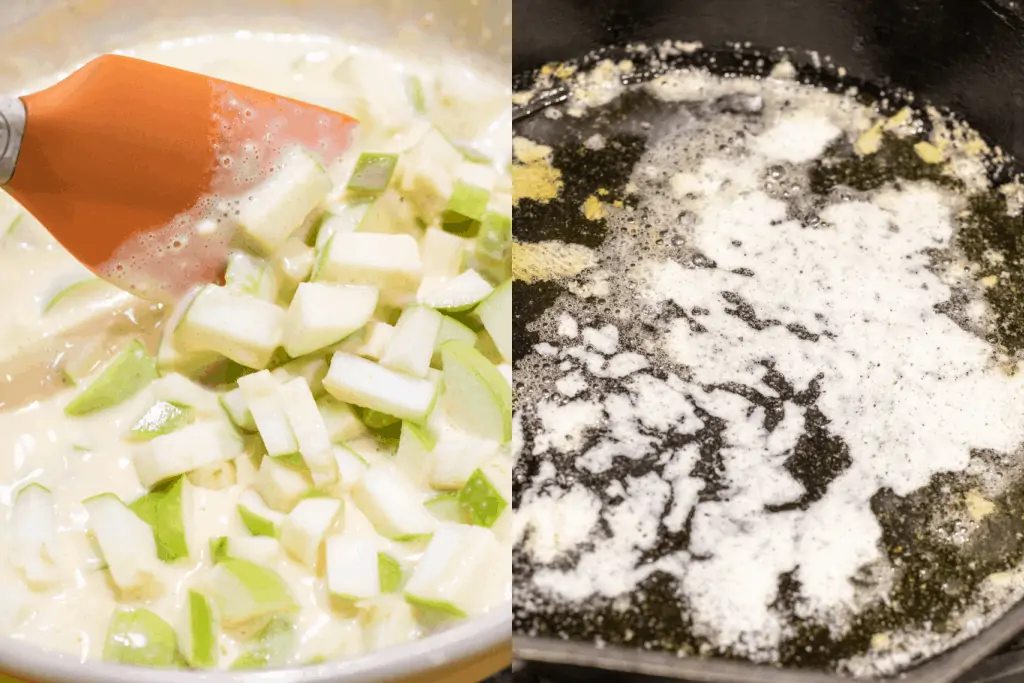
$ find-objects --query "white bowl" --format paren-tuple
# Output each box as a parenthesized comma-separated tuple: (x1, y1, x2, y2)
(0, 1, 511, 681)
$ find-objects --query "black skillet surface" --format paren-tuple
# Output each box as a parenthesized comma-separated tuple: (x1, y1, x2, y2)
(514, 0, 1024, 162)
(512, 0, 1024, 681)
(493, 651, 1024, 683)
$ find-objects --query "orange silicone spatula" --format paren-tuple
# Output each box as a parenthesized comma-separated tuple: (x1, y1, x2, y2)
(0, 54, 357, 302)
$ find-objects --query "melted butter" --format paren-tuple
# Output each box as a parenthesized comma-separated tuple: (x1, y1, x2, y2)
(512, 240, 596, 284)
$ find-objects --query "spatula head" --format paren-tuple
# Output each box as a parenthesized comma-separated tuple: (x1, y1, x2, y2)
(4, 55, 357, 302)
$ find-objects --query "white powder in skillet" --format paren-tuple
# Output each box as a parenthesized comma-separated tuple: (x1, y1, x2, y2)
(555, 371, 588, 398)
(557, 313, 579, 338)
(514, 67, 1024, 669)
(661, 443, 704, 533)
(582, 325, 619, 355)
(514, 483, 603, 564)
(532, 399, 603, 455)
(531, 472, 676, 600)
(753, 113, 841, 163)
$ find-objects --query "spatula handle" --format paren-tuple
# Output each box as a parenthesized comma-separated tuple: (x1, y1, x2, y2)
(0, 97, 26, 186)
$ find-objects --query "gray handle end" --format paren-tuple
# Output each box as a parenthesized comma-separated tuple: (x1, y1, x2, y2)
(0, 97, 26, 186)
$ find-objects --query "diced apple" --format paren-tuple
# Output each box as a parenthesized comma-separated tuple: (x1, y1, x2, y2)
(442, 162, 496, 231)
(237, 369, 277, 398)
(475, 279, 511, 364)
(254, 456, 312, 513)
(332, 56, 416, 135)
(10, 484, 62, 589)
(273, 238, 316, 286)
(395, 422, 435, 487)
(421, 228, 466, 278)
(424, 493, 469, 524)
(297, 618, 363, 664)
(315, 203, 370, 252)
(429, 437, 500, 491)
(177, 286, 285, 370)
(360, 409, 400, 431)
(432, 316, 478, 367)
(280, 497, 343, 568)
(352, 468, 437, 541)
(188, 460, 236, 490)
(406, 74, 427, 113)
(362, 595, 422, 651)
(339, 321, 395, 361)
(317, 232, 422, 297)
(126, 401, 194, 442)
(157, 290, 222, 378)
(459, 458, 511, 528)
(474, 211, 512, 283)
(235, 446, 262, 487)
(43, 278, 121, 315)
(129, 477, 196, 562)
(331, 445, 370, 491)
(237, 147, 333, 255)
(475, 329, 504, 365)
(347, 153, 399, 195)
(283, 282, 378, 357)
(417, 270, 494, 313)
(324, 352, 438, 423)
(378, 553, 403, 593)
(230, 536, 283, 566)
(229, 615, 297, 670)
(134, 421, 242, 489)
(103, 608, 179, 666)
(152, 373, 224, 417)
(398, 128, 464, 221)
(210, 558, 299, 628)
(211, 535, 282, 565)
(224, 252, 278, 301)
(326, 535, 379, 602)
(84, 494, 163, 599)
(430, 60, 509, 141)
(348, 436, 397, 466)
(379, 306, 443, 379)
(318, 397, 367, 443)
(278, 377, 339, 488)
(238, 488, 286, 537)
(358, 190, 420, 237)
(404, 523, 501, 618)
(440, 341, 512, 443)
(178, 589, 219, 668)
(221, 388, 256, 432)
(65, 340, 157, 417)
(249, 391, 299, 458)
(271, 356, 330, 397)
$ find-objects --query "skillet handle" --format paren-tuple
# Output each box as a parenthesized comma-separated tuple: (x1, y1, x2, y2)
(0, 96, 26, 185)
(957, 650, 1024, 683)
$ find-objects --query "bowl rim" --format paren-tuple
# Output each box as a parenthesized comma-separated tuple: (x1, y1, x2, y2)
(0, 604, 510, 682)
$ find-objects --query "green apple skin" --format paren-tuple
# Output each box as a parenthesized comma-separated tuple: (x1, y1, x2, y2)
(129, 476, 190, 562)
(458, 468, 508, 528)
(439, 340, 512, 442)
(66, 340, 158, 417)
(127, 401, 194, 442)
(378, 553, 403, 593)
(229, 616, 296, 670)
(103, 608, 180, 667)
(212, 558, 299, 627)
(184, 589, 219, 668)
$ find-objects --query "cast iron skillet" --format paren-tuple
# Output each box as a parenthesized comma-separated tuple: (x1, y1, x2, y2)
(512, 1, 1024, 682)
